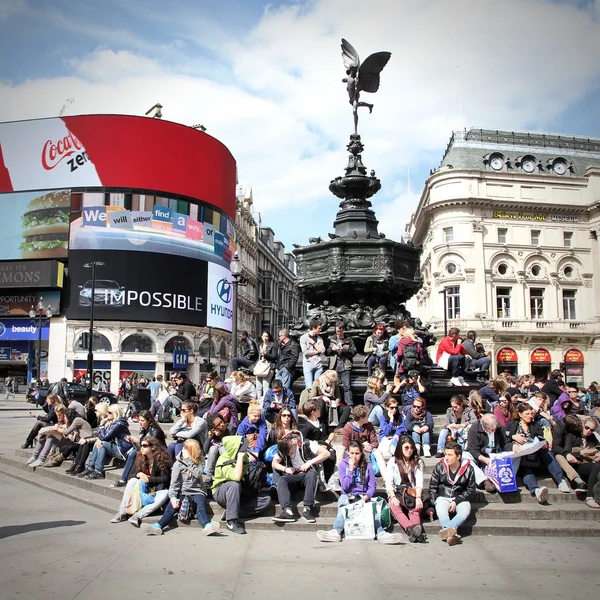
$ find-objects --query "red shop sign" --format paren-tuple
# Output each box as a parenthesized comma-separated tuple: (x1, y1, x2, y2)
(531, 348, 552, 363)
(496, 347, 518, 363)
(564, 348, 584, 363)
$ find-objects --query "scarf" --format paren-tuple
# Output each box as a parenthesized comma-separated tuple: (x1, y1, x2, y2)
(411, 405, 425, 420)
(318, 374, 335, 398)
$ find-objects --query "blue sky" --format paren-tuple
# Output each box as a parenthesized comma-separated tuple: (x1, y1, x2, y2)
(2, 0, 600, 250)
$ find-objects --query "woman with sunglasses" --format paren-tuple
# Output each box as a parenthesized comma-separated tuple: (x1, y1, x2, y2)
(386, 435, 429, 543)
(404, 397, 434, 457)
(267, 409, 298, 446)
(377, 398, 406, 461)
(493, 393, 516, 428)
(111, 436, 172, 527)
(168, 401, 208, 461)
(206, 382, 239, 430)
(111, 410, 166, 488)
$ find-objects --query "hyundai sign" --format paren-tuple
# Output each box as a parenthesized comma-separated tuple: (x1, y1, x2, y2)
(206, 262, 233, 332)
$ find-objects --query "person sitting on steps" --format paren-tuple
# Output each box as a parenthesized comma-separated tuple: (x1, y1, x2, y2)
(22, 393, 62, 449)
(364, 324, 390, 377)
(142, 439, 220, 536)
(436, 327, 467, 387)
(168, 401, 208, 461)
(316, 440, 403, 544)
(404, 397, 434, 458)
(236, 401, 269, 456)
(435, 394, 477, 457)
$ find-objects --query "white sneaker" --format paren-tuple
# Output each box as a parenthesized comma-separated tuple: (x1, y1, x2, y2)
(26, 456, 38, 465)
(423, 445, 431, 458)
(558, 479, 571, 493)
(377, 531, 403, 545)
(415, 444, 421, 456)
(316, 529, 342, 543)
(202, 521, 221, 536)
(29, 459, 44, 468)
(535, 486, 549, 504)
(450, 377, 461, 386)
(457, 376, 466, 386)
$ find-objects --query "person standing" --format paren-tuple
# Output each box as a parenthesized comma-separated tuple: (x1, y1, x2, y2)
(255, 331, 278, 399)
(326, 322, 357, 409)
(300, 319, 326, 390)
(5, 376, 15, 399)
(274, 329, 300, 391)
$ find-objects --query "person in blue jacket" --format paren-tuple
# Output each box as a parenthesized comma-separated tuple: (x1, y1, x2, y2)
(262, 379, 297, 423)
(378, 397, 406, 461)
(316, 440, 402, 544)
(236, 402, 269, 455)
(404, 397, 434, 457)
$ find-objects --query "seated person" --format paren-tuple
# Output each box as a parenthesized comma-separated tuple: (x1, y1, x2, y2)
(236, 401, 269, 456)
(81, 405, 132, 480)
(22, 393, 62, 449)
(168, 401, 208, 461)
(364, 324, 390, 376)
(271, 433, 330, 523)
(206, 383, 239, 430)
(112, 410, 166, 488)
(435, 394, 477, 457)
(44, 407, 94, 468)
(435, 327, 467, 387)
(404, 397, 434, 457)
(67, 403, 109, 475)
(27, 405, 71, 468)
(493, 393, 515, 428)
(465, 413, 507, 493)
(230, 371, 258, 418)
(528, 392, 555, 428)
(396, 371, 426, 413)
(553, 415, 599, 493)
(461, 330, 491, 373)
(395, 327, 424, 379)
(110, 436, 172, 527)
(341, 405, 386, 477)
(142, 439, 220, 536)
(479, 377, 508, 410)
(385, 435, 429, 543)
(304, 370, 351, 430)
(231, 330, 259, 371)
(262, 379, 297, 423)
(429, 441, 476, 546)
(468, 389, 489, 421)
(212, 436, 272, 534)
(506, 403, 570, 502)
(364, 375, 393, 426)
(316, 440, 402, 544)
(377, 398, 406, 461)
(267, 409, 299, 447)
(203, 413, 236, 488)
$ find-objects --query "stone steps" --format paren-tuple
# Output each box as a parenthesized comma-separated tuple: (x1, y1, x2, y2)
(2, 450, 598, 537)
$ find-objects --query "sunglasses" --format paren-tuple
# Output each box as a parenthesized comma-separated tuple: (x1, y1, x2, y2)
(412, 404, 423, 408)
(281, 414, 292, 418)
(389, 406, 398, 411)
(141, 443, 151, 448)
(181, 408, 191, 413)
(583, 425, 596, 431)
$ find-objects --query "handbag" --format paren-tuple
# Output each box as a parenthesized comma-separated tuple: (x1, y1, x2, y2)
(253, 358, 271, 377)
(395, 484, 432, 512)
(328, 405, 339, 427)
(124, 480, 142, 515)
(178, 496, 196, 521)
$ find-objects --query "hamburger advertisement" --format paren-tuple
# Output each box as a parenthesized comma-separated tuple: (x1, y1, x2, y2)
(0, 188, 71, 261)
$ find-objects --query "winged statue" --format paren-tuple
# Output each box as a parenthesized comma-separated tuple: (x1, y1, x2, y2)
(341, 39, 391, 134)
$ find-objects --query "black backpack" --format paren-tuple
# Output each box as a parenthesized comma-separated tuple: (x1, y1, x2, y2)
(156, 404, 173, 423)
(401, 343, 420, 372)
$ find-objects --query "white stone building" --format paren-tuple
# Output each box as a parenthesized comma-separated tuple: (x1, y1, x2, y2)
(407, 128, 600, 385)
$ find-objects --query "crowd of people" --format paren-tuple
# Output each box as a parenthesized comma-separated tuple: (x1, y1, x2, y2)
(17, 322, 600, 546)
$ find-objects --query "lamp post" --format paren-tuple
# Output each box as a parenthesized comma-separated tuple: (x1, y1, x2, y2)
(439, 288, 448, 336)
(83, 261, 105, 398)
(29, 299, 53, 382)
(228, 251, 246, 362)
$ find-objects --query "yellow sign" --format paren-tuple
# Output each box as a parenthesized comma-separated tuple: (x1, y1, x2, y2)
(493, 211, 578, 223)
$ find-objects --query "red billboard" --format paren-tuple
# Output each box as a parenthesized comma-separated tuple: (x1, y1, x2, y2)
(0, 115, 236, 218)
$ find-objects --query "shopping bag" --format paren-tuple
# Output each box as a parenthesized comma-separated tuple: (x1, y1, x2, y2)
(369, 451, 380, 477)
(264, 444, 278, 463)
(124, 480, 142, 515)
(343, 499, 375, 540)
(485, 456, 518, 493)
(371, 496, 391, 529)
(437, 351, 451, 370)
(140, 482, 156, 507)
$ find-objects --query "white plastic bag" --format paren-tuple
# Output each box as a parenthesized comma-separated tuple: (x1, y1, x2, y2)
(343, 499, 375, 540)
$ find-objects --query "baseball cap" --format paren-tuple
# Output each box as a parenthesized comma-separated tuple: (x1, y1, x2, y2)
(407, 370, 419, 378)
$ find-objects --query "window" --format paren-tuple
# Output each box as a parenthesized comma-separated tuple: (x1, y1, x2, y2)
(563, 232, 573, 248)
(530, 288, 544, 319)
(164, 336, 191, 353)
(563, 266, 574, 278)
(497, 263, 508, 275)
(446, 263, 457, 275)
(531, 230, 540, 246)
(496, 287, 511, 318)
(531, 264, 542, 277)
(75, 333, 112, 352)
(498, 228, 507, 244)
(121, 334, 155, 353)
(261, 278, 272, 300)
(446, 286, 460, 319)
(443, 227, 454, 243)
(563, 290, 577, 320)
(199, 339, 216, 357)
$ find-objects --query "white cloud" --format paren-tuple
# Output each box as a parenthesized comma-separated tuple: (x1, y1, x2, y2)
(1, 0, 600, 247)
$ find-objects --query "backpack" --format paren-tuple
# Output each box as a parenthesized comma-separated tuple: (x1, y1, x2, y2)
(217, 448, 267, 499)
(156, 404, 173, 423)
(400, 342, 419, 372)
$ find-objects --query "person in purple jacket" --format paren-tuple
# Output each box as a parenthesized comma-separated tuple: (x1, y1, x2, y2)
(316, 440, 403, 544)
(206, 383, 239, 430)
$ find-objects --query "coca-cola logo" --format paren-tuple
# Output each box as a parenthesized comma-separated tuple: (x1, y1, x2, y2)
(41, 132, 83, 170)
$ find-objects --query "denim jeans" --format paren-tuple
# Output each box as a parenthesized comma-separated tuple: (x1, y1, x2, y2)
(168, 441, 185, 462)
(332, 494, 383, 536)
(519, 449, 564, 493)
(367, 355, 388, 376)
(339, 370, 353, 407)
(435, 496, 471, 531)
(368, 404, 384, 426)
(469, 357, 491, 372)
(120, 448, 138, 482)
(436, 428, 466, 451)
(303, 364, 323, 390)
(411, 431, 431, 446)
(158, 494, 211, 529)
(447, 355, 465, 377)
(88, 441, 121, 472)
(275, 367, 293, 391)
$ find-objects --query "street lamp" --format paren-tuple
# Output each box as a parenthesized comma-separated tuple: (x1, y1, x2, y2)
(83, 261, 105, 398)
(29, 299, 53, 382)
(229, 252, 247, 361)
(439, 288, 448, 336)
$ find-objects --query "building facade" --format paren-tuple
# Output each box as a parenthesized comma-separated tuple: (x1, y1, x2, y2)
(407, 128, 600, 385)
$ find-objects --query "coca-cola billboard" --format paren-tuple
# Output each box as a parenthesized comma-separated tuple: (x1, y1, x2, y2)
(0, 115, 236, 218)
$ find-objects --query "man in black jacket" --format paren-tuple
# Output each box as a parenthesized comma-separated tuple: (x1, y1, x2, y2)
(175, 373, 196, 401)
(429, 441, 476, 546)
(465, 414, 507, 492)
(275, 329, 299, 391)
(541, 369, 564, 403)
(326, 322, 357, 407)
(231, 331, 259, 371)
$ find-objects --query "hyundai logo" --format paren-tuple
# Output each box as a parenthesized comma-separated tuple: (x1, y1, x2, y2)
(0, 322, 5, 337)
(216, 279, 232, 303)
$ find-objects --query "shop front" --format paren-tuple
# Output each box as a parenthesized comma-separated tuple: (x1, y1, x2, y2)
(531, 347, 552, 381)
(564, 348, 585, 387)
(496, 347, 519, 376)
(73, 360, 112, 389)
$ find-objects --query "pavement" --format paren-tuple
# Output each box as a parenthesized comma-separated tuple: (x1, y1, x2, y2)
(1, 473, 599, 600)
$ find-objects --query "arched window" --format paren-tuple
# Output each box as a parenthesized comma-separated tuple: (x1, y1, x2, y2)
(199, 339, 216, 357)
(219, 341, 228, 357)
(164, 336, 192, 353)
(121, 334, 155, 353)
(75, 333, 112, 352)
